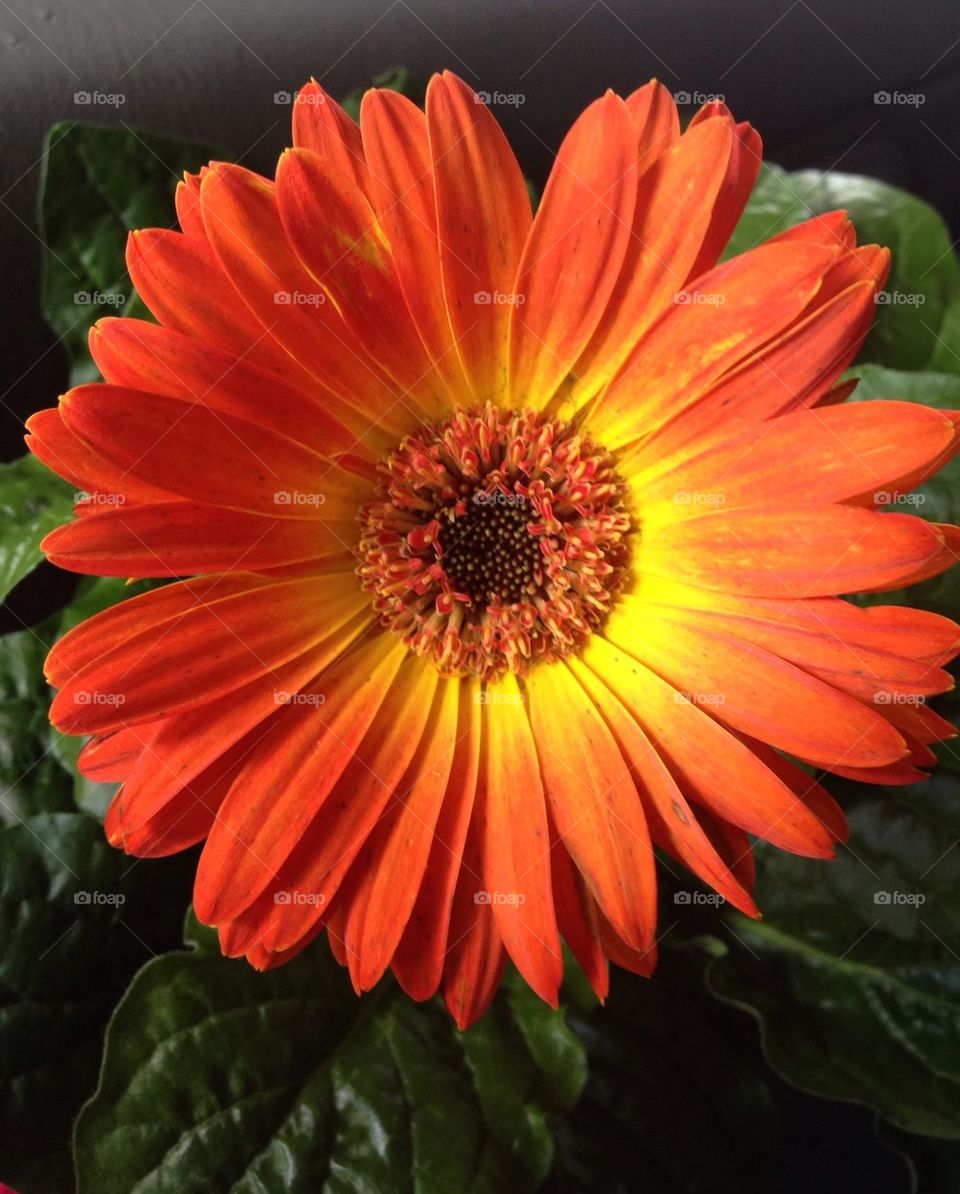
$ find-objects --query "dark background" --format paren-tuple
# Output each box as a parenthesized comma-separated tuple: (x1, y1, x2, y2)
(2, 1, 959, 1188)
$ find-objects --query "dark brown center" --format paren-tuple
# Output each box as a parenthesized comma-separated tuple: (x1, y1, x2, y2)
(436, 494, 542, 608)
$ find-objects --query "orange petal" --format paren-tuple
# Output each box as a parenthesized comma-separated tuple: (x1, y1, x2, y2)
(693, 806, 756, 895)
(126, 229, 270, 363)
(769, 210, 857, 252)
(549, 833, 609, 1001)
(639, 505, 945, 597)
(508, 91, 638, 409)
(685, 105, 762, 281)
(116, 617, 369, 833)
(877, 521, 960, 589)
(41, 501, 353, 577)
(292, 79, 372, 196)
(629, 280, 880, 465)
(562, 115, 738, 414)
(739, 734, 848, 842)
(567, 655, 758, 916)
(46, 571, 276, 687)
(525, 660, 655, 950)
(595, 904, 658, 976)
(275, 147, 446, 414)
(589, 239, 838, 449)
(89, 317, 360, 458)
(51, 574, 362, 733)
(637, 584, 953, 706)
(110, 738, 247, 857)
(624, 79, 680, 161)
(60, 386, 360, 521)
(197, 163, 414, 446)
(250, 653, 441, 956)
(478, 672, 563, 1004)
(25, 407, 171, 505)
(607, 599, 907, 767)
(441, 811, 506, 1030)
(583, 636, 836, 857)
(426, 71, 532, 403)
(632, 400, 960, 510)
(392, 679, 483, 1001)
(174, 170, 207, 241)
(193, 635, 407, 925)
(342, 676, 461, 991)
(78, 723, 160, 783)
(360, 88, 469, 397)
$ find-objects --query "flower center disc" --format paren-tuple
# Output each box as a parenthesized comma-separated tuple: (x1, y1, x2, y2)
(358, 405, 632, 681)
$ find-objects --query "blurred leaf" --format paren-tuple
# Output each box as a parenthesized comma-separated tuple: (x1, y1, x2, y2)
(546, 948, 778, 1194)
(726, 165, 960, 370)
(39, 122, 222, 382)
(707, 767, 960, 1142)
(75, 920, 585, 1194)
(925, 296, 960, 376)
(0, 455, 73, 609)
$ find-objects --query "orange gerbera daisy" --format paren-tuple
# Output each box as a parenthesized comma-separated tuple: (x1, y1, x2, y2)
(28, 72, 960, 1028)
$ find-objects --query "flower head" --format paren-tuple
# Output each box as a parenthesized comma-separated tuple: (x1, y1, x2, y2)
(29, 72, 960, 1027)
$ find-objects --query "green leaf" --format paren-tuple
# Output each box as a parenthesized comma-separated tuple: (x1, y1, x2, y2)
(842, 364, 960, 617)
(726, 165, 960, 370)
(925, 295, 960, 376)
(707, 767, 960, 1141)
(75, 926, 584, 1194)
(39, 121, 222, 382)
(547, 948, 778, 1194)
(0, 624, 73, 824)
(0, 454, 73, 610)
(0, 625, 193, 1192)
